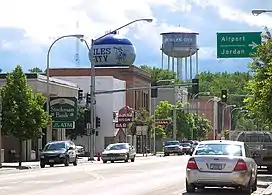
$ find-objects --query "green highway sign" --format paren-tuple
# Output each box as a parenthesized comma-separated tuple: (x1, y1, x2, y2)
(52, 121, 75, 129)
(49, 97, 77, 121)
(217, 32, 262, 58)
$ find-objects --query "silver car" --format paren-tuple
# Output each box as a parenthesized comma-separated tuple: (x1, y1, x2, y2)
(186, 140, 258, 194)
(101, 143, 136, 163)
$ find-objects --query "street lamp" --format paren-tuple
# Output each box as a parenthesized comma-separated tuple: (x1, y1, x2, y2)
(191, 92, 210, 139)
(222, 104, 236, 131)
(46, 34, 84, 142)
(204, 97, 221, 140)
(252, 9, 272, 16)
(81, 18, 153, 160)
(230, 107, 243, 130)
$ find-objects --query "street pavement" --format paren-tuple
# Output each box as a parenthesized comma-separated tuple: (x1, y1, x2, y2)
(0, 155, 270, 195)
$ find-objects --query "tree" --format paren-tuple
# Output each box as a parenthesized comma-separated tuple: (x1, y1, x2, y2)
(130, 108, 153, 136)
(1, 65, 48, 166)
(28, 67, 43, 73)
(193, 114, 213, 139)
(139, 65, 178, 84)
(244, 39, 272, 125)
(66, 106, 87, 140)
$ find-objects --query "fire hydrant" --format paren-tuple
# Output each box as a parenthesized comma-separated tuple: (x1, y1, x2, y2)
(97, 152, 101, 161)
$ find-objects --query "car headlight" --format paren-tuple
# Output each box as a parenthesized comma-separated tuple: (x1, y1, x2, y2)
(59, 154, 65, 158)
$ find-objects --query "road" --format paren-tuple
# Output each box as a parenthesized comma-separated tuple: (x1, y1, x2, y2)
(0, 155, 269, 195)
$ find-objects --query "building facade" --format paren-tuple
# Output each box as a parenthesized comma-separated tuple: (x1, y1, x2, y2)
(0, 74, 78, 162)
(49, 65, 152, 112)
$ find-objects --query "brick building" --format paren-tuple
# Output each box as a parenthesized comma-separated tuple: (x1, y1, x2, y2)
(49, 65, 152, 112)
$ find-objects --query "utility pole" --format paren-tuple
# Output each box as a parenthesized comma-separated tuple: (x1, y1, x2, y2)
(152, 97, 156, 154)
(173, 86, 177, 140)
(0, 94, 2, 167)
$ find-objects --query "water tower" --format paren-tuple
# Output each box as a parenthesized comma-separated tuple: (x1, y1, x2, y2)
(160, 31, 199, 81)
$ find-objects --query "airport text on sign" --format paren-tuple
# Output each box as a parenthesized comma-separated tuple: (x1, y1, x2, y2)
(217, 32, 262, 58)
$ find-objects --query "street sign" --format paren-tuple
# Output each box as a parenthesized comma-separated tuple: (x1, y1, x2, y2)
(49, 97, 77, 121)
(118, 116, 133, 123)
(115, 122, 127, 128)
(136, 126, 148, 136)
(52, 121, 75, 129)
(217, 32, 262, 58)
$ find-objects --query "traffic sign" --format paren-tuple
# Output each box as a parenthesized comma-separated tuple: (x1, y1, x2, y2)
(52, 121, 75, 129)
(49, 97, 77, 121)
(217, 32, 262, 58)
(115, 123, 127, 128)
(118, 116, 133, 123)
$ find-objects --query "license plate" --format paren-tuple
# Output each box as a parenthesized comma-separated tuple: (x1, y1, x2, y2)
(49, 159, 54, 163)
(210, 163, 222, 170)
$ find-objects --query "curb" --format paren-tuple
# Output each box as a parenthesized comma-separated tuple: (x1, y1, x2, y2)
(261, 184, 272, 195)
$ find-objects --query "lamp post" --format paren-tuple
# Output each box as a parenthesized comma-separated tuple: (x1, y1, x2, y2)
(204, 97, 220, 140)
(46, 34, 84, 142)
(222, 104, 236, 132)
(191, 92, 210, 139)
(81, 18, 153, 161)
(252, 9, 272, 16)
(230, 107, 243, 130)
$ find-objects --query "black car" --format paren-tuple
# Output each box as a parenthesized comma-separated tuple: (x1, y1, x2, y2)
(40, 140, 78, 168)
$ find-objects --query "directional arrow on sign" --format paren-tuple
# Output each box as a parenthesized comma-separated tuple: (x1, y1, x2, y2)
(248, 41, 258, 49)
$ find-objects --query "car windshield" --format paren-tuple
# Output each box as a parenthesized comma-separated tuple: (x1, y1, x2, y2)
(195, 144, 242, 156)
(181, 143, 191, 147)
(44, 142, 66, 151)
(165, 141, 180, 146)
(106, 144, 128, 150)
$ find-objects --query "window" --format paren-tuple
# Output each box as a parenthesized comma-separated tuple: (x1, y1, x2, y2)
(44, 142, 66, 151)
(244, 144, 251, 157)
(237, 132, 272, 142)
(195, 144, 242, 157)
(165, 141, 180, 146)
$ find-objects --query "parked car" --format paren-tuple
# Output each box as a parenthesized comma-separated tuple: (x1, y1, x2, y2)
(180, 143, 193, 155)
(163, 140, 183, 156)
(40, 140, 77, 168)
(101, 143, 136, 163)
(76, 145, 85, 157)
(236, 131, 272, 172)
(186, 140, 257, 194)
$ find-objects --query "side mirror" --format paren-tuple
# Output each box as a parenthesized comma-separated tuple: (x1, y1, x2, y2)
(39, 149, 42, 152)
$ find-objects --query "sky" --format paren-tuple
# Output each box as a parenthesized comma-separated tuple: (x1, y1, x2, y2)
(0, 0, 272, 74)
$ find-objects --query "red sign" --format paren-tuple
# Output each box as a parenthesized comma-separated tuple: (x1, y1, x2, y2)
(115, 123, 127, 128)
(156, 120, 170, 125)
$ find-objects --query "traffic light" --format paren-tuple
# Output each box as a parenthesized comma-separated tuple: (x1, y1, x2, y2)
(84, 109, 91, 123)
(78, 89, 83, 101)
(86, 93, 91, 104)
(192, 78, 199, 98)
(151, 82, 158, 98)
(221, 90, 228, 102)
(96, 116, 101, 128)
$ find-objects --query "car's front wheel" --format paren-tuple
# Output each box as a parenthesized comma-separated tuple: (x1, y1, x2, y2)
(64, 157, 69, 166)
(73, 157, 78, 166)
(131, 156, 135, 162)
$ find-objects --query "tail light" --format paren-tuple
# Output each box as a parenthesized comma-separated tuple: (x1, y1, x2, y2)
(187, 158, 198, 169)
(234, 159, 247, 171)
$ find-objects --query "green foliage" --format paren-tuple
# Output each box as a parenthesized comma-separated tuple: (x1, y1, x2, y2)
(139, 65, 178, 85)
(66, 106, 87, 140)
(244, 39, 272, 126)
(1, 65, 48, 140)
(130, 108, 154, 135)
(28, 67, 43, 73)
(155, 101, 210, 139)
(197, 71, 252, 130)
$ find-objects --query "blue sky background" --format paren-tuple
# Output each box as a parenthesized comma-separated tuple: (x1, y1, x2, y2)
(0, 0, 271, 74)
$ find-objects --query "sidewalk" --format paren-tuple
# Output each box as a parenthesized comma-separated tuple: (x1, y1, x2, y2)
(0, 157, 91, 170)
